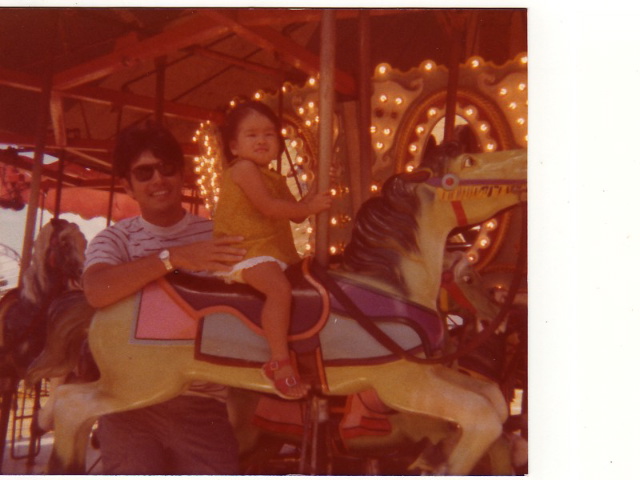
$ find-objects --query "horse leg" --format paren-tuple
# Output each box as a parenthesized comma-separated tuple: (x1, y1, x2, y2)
(227, 388, 263, 455)
(434, 365, 509, 422)
(369, 362, 504, 475)
(33, 375, 66, 433)
(48, 382, 111, 473)
(49, 363, 190, 474)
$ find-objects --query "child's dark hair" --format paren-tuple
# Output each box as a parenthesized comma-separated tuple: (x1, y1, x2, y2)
(113, 121, 184, 179)
(220, 101, 285, 162)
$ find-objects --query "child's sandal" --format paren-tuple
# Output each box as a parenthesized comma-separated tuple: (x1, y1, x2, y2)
(262, 358, 307, 400)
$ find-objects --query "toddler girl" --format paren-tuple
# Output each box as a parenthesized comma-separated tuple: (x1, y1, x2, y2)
(214, 101, 331, 399)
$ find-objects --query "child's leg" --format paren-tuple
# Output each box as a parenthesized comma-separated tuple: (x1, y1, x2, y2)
(242, 262, 309, 398)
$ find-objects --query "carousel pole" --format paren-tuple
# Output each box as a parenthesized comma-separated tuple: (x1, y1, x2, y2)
(443, 12, 467, 142)
(358, 10, 372, 205)
(18, 14, 58, 287)
(155, 56, 167, 125)
(107, 104, 125, 227)
(53, 151, 65, 217)
(315, 9, 336, 268)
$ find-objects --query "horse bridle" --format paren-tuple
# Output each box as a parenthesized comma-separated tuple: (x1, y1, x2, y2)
(426, 173, 527, 226)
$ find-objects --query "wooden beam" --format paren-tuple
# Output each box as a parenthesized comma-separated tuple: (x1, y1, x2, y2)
(0, 130, 199, 158)
(53, 15, 230, 90)
(50, 91, 67, 147)
(0, 67, 43, 92)
(68, 85, 225, 124)
(233, 8, 404, 26)
(0, 151, 80, 186)
(65, 147, 110, 168)
(202, 10, 356, 96)
(193, 46, 284, 78)
(0, 130, 112, 155)
(1, 67, 224, 124)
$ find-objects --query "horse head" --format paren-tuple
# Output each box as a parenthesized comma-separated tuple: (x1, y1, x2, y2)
(344, 146, 526, 309)
(21, 219, 87, 305)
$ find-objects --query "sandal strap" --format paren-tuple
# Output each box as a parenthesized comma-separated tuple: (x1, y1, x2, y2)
(283, 375, 298, 387)
(264, 358, 292, 375)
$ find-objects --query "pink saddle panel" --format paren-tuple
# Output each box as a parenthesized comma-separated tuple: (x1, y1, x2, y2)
(134, 281, 199, 340)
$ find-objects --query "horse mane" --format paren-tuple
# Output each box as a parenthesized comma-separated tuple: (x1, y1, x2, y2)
(21, 220, 85, 305)
(418, 139, 464, 176)
(25, 290, 96, 386)
(342, 170, 433, 295)
(21, 221, 57, 304)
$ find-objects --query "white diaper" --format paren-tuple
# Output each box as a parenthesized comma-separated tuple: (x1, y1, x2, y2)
(217, 256, 288, 284)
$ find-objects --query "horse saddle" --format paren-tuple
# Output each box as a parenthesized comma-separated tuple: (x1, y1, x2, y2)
(132, 258, 328, 360)
(132, 258, 443, 373)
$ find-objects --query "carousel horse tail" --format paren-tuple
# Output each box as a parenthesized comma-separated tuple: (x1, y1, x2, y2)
(25, 291, 95, 387)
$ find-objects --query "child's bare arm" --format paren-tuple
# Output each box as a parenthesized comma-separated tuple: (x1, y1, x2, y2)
(231, 160, 330, 220)
(291, 191, 332, 223)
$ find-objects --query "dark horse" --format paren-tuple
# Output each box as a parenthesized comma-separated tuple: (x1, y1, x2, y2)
(0, 219, 87, 471)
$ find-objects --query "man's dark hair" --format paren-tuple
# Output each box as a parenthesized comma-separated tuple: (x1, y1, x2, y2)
(220, 100, 285, 163)
(113, 121, 185, 179)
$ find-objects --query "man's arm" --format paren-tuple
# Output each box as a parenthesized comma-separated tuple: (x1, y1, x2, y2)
(83, 237, 245, 308)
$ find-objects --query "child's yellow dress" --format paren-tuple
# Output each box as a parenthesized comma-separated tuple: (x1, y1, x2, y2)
(214, 166, 300, 280)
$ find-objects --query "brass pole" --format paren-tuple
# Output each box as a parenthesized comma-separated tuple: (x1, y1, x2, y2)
(19, 14, 57, 287)
(358, 10, 372, 204)
(315, 9, 336, 267)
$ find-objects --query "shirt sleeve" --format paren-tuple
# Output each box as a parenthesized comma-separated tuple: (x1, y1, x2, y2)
(84, 226, 131, 270)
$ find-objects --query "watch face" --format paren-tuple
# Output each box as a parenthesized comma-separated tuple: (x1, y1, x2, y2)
(159, 250, 172, 271)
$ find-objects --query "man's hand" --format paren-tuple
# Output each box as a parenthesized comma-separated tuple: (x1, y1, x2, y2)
(83, 236, 245, 308)
(169, 236, 246, 272)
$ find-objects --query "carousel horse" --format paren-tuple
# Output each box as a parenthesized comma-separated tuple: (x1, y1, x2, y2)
(0, 219, 86, 379)
(0, 219, 86, 466)
(49, 145, 526, 475)
(25, 290, 96, 435)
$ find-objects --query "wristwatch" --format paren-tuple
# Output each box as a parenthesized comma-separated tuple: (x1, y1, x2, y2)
(158, 249, 174, 272)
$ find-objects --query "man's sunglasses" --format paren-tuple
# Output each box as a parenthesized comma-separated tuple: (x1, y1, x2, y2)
(129, 162, 180, 182)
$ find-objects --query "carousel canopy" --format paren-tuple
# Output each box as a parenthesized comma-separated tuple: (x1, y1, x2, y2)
(0, 7, 526, 219)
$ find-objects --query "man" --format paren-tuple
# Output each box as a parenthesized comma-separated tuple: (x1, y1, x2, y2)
(83, 122, 246, 474)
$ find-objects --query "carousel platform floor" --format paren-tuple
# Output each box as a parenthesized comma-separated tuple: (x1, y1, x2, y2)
(2, 428, 103, 475)
(2, 383, 526, 475)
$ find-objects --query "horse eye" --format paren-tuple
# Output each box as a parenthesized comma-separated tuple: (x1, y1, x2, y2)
(463, 155, 476, 168)
(462, 274, 473, 284)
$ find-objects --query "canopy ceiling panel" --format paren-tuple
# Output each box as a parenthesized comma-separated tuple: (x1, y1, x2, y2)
(0, 7, 527, 218)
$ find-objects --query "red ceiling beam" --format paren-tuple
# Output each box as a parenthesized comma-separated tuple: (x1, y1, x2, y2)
(193, 46, 284, 79)
(0, 68, 42, 92)
(0, 67, 224, 124)
(0, 131, 198, 157)
(202, 10, 356, 96)
(50, 92, 67, 148)
(0, 131, 111, 156)
(66, 85, 224, 124)
(233, 8, 400, 26)
(53, 14, 230, 90)
(0, 150, 81, 186)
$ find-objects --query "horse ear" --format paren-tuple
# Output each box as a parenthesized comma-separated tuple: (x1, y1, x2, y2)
(426, 135, 437, 152)
(418, 135, 438, 170)
(400, 170, 432, 184)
